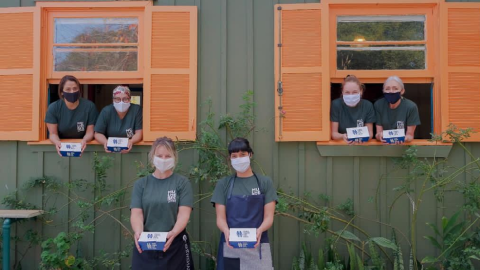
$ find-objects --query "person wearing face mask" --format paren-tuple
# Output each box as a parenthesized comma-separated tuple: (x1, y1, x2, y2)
(130, 137, 194, 270)
(211, 137, 278, 270)
(45, 75, 98, 156)
(330, 75, 376, 144)
(94, 85, 143, 153)
(375, 76, 420, 143)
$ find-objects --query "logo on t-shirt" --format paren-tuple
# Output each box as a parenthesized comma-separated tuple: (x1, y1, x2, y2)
(167, 190, 176, 203)
(126, 128, 134, 138)
(252, 188, 261, 195)
(77, 122, 85, 132)
(397, 121, 405, 129)
(357, 119, 364, 127)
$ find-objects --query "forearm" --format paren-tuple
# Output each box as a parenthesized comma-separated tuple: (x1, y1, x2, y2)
(131, 131, 143, 144)
(258, 215, 274, 232)
(82, 127, 95, 142)
(331, 131, 345, 141)
(258, 202, 276, 232)
(95, 133, 108, 144)
(171, 209, 191, 235)
(131, 213, 144, 234)
(49, 133, 61, 144)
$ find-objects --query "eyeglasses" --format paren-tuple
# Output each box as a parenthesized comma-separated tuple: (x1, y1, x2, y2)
(113, 97, 131, 103)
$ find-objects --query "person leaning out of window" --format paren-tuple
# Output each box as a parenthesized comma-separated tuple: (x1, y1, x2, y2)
(330, 75, 376, 144)
(45, 75, 98, 156)
(94, 86, 143, 153)
(130, 137, 194, 270)
(375, 76, 421, 144)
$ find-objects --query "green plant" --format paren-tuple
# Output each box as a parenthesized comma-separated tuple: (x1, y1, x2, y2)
(422, 212, 480, 269)
(40, 232, 88, 270)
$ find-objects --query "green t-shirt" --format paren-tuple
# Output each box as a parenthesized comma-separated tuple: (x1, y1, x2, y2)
(211, 174, 278, 206)
(44, 98, 98, 139)
(330, 98, 376, 134)
(374, 97, 421, 130)
(130, 173, 193, 232)
(94, 104, 142, 138)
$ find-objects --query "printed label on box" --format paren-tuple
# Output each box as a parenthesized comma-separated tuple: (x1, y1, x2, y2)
(229, 228, 256, 248)
(138, 232, 167, 251)
(60, 143, 82, 157)
(346, 126, 370, 143)
(107, 137, 129, 152)
(383, 129, 406, 144)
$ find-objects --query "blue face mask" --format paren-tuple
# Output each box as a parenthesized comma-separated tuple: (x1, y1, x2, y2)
(384, 92, 401, 104)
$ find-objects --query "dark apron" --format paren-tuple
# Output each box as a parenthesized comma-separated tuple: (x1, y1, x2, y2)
(132, 230, 194, 270)
(217, 173, 269, 270)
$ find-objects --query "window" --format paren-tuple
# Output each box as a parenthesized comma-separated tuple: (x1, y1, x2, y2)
(337, 16, 426, 70)
(274, 1, 480, 144)
(53, 18, 139, 72)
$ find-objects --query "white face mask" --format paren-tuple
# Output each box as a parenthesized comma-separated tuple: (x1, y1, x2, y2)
(231, 156, 250, 173)
(343, 94, 361, 107)
(153, 156, 175, 173)
(114, 101, 131, 113)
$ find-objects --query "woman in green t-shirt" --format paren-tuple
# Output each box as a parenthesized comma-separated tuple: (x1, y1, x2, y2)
(94, 85, 143, 153)
(130, 137, 194, 270)
(44, 75, 98, 156)
(330, 75, 376, 144)
(374, 76, 421, 144)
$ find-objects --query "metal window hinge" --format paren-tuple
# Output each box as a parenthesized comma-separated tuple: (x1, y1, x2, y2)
(277, 81, 283, 96)
(277, 6, 282, 10)
(277, 43, 282, 47)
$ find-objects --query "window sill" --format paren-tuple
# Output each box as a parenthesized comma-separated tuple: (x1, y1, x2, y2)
(27, 139, 152, 153)
(316, 139, 453, 157)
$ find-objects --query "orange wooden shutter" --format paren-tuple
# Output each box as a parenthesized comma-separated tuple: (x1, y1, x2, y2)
(441, 3, 480, 141)
(274, 4, 330, 142)
(144, 6, 197, 141)
(0, 8, 40, 141)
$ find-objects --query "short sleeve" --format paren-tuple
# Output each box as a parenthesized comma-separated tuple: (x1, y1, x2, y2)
(211, 178, 227, 206)
(407, 102, 421, 126)
(130, 179, 144, 209)
(135, 106, 143, 131)
(87, 103, 99, 126)
(94, 108, 108, 134)
(178, 178, 193, 208)
(374, 100, 383, 127)
(44, 103, 58, 124)
(262, 177, 278, 205)
(365, 101, 376, 124)
(330, 100, 340, 122)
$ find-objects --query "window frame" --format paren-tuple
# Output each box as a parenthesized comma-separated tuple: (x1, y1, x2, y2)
(329, 5, 436, 80)
(46, 10, 145, 80)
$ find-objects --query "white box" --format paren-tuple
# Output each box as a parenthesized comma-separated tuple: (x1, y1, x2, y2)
(346, 126, 370, 143)
(383, 129, 405, 144)
(59, 143, 82, 157)
(229, 228, 256, 248)
(138, 232, 167, 251)
(107, 137, 129, 152)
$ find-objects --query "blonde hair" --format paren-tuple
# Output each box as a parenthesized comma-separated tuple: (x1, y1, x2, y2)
(148, 137, 178, 168)
(383, 76, 404, 91)
(342, 75, 365, 95)
(112, 85, 131, 98)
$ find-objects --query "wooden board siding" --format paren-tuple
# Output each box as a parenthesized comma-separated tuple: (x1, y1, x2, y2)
(2, 0, 480, 269)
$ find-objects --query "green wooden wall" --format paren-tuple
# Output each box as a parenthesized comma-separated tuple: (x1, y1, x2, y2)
(0, 0, 479, 269)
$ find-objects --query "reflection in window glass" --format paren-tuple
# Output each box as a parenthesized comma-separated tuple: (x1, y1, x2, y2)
(54, 18, 138, 44)
(337, 49, 425, 70)
(54, 46, 138, 71)
(337, 16, 425, 42)
(336, 15, 426, 70)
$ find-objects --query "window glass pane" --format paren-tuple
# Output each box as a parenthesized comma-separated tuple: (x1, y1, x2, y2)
(54, 46, 138, 71)
(337, 15, 425, 42)
(54, 18, 138, 44)
(337, 48, 425, 70)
